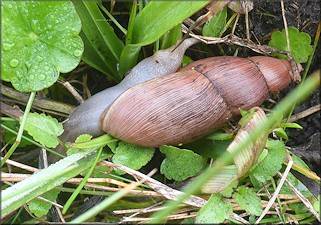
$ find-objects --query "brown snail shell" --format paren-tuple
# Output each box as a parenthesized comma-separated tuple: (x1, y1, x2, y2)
(100, 56, 294, 147)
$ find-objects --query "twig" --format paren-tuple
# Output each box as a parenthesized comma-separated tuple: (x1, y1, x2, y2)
(113, 202, 165, 215)
(262, 184, 283, 222)
(70, 169, 158, 223)
(245, 0, 250, 41)
(83, 183, 162, 197)
(0, 158, 38, 172)
(122, 212, 197, 223)
(284, 104, 321, 123)
(278, 172, 320, 222)
(281, 0, 291, 53)
(0, 102, 24, 120)
(0, 172, 162, 197)
(1, 84, 74, 116)
(255, 154, 293, 224)
(60, 80, 84, 104)
(100, 160, 207, 208)
(230, 213, 250, 224)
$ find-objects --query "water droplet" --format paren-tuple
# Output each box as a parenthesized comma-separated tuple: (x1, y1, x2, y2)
(29, 75, 35, 80)
(3, 42, 15, 51)
(25, 61, 32, 69)
(29, 32, 38, 41)
(37, 56, 43, 62)
(61, 39, 66, 44)
(31, 19, 42, 34)
(16, 71, 23, 78)
(47, 24, 53, 31)
(73, 50, 82, 57)
(10, 58, 19, 67)
(44, 66, 49, 71)
(38, 74, 46, 80)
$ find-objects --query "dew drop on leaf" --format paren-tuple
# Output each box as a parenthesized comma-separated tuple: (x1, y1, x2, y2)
(3, 42, 15, 51)
(10, 58, 19, 67)
(37, 56, 43, 62)
(31, 19, 42, 34)
(73, 50, 82, 57)
(30, 75, 35, 80)
(38, 74, 46, 81)
(16, 71, 23, 78)
(25, 61, 32, 69)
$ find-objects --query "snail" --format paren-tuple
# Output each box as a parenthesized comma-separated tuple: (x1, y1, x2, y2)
(101, 55, 299, 147)
(54, 37, 300, 161)
(52, 38, 199, 161)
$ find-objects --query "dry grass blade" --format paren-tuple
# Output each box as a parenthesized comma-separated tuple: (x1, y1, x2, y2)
(285, 104, 321, 123)
(277, 172, 321, 222)
(255, 154, 293, 224)
(100, 160, 207, 207)
(1, 157, 39, 172)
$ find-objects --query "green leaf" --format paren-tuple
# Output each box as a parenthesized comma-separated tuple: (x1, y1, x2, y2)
(220, 180, 238, 197)
(132, 1, 209, 45)
(112, 142, 155, 175)
(206, 131, 234, 141)
(23, 113, 63, 148)
(233, 186, 263, 216)
(281, 122, 303, 129)
(273, 127, 289, 140)
(160, 145, 206, 182)
(196, 194, 232, 223)
(67, 134, 92, 155)
(119, 1, 209, 75)
(250, 140, 286, 183)
(71, 134, 116, 149)
(1, 1, 84, 92)
(289, 151, 313, 171)
(73, 1, 124, 81)
(202, 6, 227, 37)
(160, 24, 182, 50)
(268, 26, 312, 63)
(27, 189, 60, 218)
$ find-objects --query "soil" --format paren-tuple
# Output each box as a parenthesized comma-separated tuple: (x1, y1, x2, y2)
(222, 0, 321, 175)
(249, 0, 321, 175)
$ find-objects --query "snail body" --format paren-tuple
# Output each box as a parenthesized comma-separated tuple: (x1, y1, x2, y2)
(101, 56, 295, 147)
(58, 38, 199, 148)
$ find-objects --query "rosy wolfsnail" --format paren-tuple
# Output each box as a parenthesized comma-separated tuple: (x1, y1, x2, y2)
(55, 38, 299, 160)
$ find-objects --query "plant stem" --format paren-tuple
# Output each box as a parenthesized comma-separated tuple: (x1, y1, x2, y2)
(1, 92, 36, 167)
(62, 146, 103, 214)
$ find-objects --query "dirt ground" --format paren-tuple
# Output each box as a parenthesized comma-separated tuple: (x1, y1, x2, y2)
(250, 0, 320, 175)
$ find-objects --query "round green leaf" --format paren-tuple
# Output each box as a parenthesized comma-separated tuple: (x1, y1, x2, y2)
(23, 113, 64, 148)
(112, 142, 155, 175)
(1, 1, 84, 92)
(160, 145, 206, 182)
(268, 26, 312, 63)
(196, 193, 232, 223)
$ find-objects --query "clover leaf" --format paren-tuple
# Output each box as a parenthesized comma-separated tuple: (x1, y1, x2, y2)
(1, 1, 84, 92)
(268, 26, 312, 63)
